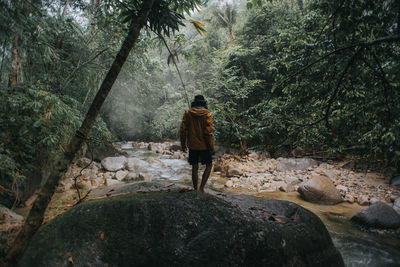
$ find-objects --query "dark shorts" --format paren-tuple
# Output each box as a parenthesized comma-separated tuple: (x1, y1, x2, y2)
(188, 150, 212, 165)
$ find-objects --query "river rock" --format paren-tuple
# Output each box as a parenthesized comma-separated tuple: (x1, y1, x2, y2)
(279, 183, 295, 193)
(286, 176, 301, 185)
(390, 176, 400, 187)
(115, 170, 129, 181)
(358, 195, 369, 206)
(336, 185, 348, 192)
(169, 144, 181, 152)
(351, 202, 400, 229)
(344, 194, 354, 203)
(393, 198, 400, 215)
(20, 186, 344, 266)
(101, 156, 127, 172)
(276, 158, 318, 172)
(226, 165, 242, 177)
(297, 175, 343, 204)
(225, 180, 233, 188)
(0, 205, 23, 223)
(323, 170, 339, 181)
(75, 157, 92, 168)
(86, 142, 121, 162)
(126, 158, 148, 172)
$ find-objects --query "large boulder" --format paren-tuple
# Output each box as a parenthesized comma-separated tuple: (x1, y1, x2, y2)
(20, 183, 343, 267)
(298, 175, 343, 204)
(390, 175, 400, 187)
(101, 156, 127, 172)
(351, 202, 400, 229)
(276, 158, 317, 172)
(86, 142, 122, 162)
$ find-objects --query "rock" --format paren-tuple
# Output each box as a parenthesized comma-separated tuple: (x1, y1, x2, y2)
(20, 185, 344, 267)
(323, 170, 339, 181)
(279, 183, 295, 193)
(225, 180, 233, 188)
(0, 205, 23, 223)
(297, 175, 343, 205)
(86, 142, 122, 162)
(101, 156, 127, 172)
(370, 197, 380, 204)
(351, 202, 400, 229)
(344, 194, 354, 203)
(390, 176, 400, 187)
(75, 157, 92, 168)
(120, 143, 134, 150)
(273, 176, 283, 181)
(276, 158, 318, 172)
(122, 172, 139, 181)
(126, 158, 148, 172)
(115, 170, 129, 181)
(170, 152, 181, 159)
(336, 185, 348, 192)
(390, 194, 399, 202)
(105, 179, 121, 186)
(169, 144, 181, 152)
(286, 176, 301, 185)
(104, 172, 113, 180)
(393, 199, 400, 215)
(358, 195, 369, 206)
(226, 165, 242, 177)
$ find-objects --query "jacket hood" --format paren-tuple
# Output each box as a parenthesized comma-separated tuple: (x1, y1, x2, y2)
(187, 107, 210, 117)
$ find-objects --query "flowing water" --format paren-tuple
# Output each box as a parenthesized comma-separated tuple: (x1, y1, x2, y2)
(126, 148, 400, 266)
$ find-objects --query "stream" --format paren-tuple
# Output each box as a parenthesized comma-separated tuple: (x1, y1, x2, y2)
(125, 147, 400, 266)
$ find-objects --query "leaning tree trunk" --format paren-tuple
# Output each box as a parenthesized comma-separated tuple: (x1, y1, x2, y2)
(4, 1, 154, 265)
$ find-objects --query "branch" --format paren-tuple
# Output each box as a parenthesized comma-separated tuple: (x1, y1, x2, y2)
(274, 34, 400, 93)
(294, 47, 364, 128)
(59, 48, 109, 92)
(151, 29, 190, 108)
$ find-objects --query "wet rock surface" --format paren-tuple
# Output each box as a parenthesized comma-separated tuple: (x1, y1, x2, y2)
(351, 202, 400, 230)
(298, 175, 343, 205)
(20, 182, 343, 267)
(101, 156, 128, 172)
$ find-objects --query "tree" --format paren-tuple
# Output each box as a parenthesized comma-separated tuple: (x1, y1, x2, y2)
(3, 0, 204, 265)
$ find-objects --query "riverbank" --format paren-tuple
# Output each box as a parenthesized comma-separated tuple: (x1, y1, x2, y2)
(1, 141, 400, 265)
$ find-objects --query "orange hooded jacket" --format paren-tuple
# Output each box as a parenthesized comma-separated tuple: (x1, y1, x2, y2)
(180, 107, 215, 152)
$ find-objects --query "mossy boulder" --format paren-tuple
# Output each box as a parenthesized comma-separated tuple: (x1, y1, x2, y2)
(20, 188, 343, 266)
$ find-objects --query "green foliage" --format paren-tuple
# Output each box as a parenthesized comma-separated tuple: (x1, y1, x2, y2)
(0, 84, 113, 196)
(207, 0, 400, 165)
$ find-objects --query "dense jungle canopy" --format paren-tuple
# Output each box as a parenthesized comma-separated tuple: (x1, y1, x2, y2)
(1, 0, 400, 207)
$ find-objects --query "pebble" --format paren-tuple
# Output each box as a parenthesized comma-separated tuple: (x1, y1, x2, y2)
(358, 195, 369, 206)
(336, 185, 348, 192)
(344, 194, 354, 203)
(225, 180, 233, 188)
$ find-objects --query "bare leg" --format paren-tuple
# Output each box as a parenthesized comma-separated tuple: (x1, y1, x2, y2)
(199, 163, 212, 193)
(192, 163, 199, 190)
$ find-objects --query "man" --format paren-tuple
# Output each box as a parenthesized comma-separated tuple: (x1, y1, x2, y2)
(180, 95, 215, 193)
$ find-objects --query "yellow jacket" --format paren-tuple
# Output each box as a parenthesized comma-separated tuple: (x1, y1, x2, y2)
(180, 108, 215, 152)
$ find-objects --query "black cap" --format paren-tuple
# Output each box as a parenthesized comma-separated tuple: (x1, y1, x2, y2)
(194, 95, 205, 102)
(191, 95, 207, 109)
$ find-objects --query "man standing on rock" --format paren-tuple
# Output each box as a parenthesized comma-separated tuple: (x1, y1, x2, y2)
(180, 95, 215, 193)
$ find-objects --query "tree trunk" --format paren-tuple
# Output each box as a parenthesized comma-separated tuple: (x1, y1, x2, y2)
(9, 36, 21, 87)
(3, 1, 154, 265)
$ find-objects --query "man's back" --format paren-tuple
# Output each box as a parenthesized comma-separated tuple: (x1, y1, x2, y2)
(180, 107, 214, 152)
